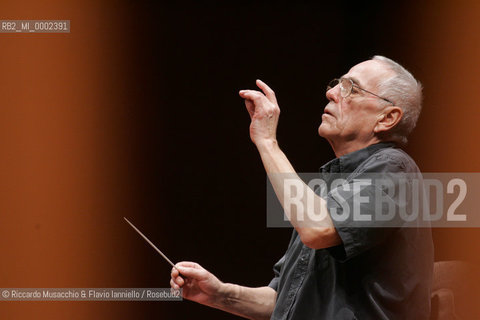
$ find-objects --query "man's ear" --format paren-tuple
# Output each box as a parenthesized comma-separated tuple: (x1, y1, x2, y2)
(374, 106, 403, 134)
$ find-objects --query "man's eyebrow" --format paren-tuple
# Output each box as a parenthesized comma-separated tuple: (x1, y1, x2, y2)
(344, 76, 362, 87)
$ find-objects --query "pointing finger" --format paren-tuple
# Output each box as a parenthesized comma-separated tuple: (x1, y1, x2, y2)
(256, 79, 277, 103)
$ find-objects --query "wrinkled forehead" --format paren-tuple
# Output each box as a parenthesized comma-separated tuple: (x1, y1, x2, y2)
(343, 60, 394, 90)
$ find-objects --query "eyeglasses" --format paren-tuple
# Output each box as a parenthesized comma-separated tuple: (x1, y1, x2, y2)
(327, 78, 394, 105)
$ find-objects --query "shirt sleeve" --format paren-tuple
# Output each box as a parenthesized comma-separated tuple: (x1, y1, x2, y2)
(326, 150, 413, 262)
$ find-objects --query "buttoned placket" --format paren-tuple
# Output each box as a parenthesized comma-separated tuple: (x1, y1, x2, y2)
(282, 245, 312, 320)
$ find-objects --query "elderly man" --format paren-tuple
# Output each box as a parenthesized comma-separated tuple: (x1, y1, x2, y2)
(170, 56, 433, 319)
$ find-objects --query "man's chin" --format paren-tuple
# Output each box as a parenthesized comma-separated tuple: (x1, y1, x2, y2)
(318, 124, 330, 138)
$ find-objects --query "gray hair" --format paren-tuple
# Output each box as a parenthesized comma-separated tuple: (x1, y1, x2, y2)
(372, 55, 423, 145)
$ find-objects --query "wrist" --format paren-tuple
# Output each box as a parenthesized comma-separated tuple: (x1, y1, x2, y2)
(211, 282, 236, 308)
(255, 139, 279, 152)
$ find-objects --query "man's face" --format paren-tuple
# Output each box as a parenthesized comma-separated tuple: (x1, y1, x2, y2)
(318, 60, 394, 146)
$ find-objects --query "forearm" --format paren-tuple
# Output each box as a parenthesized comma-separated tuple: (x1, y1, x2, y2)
(256, 140, 340, 248)
(212, 284, 276, 320)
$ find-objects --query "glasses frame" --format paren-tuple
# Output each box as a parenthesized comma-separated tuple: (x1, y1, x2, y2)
(327, 78, 394, 105)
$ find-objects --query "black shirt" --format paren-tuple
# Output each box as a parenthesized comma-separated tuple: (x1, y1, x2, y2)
(268, 142, 433, 320)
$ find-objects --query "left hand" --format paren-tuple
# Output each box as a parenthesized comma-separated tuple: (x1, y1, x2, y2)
(239, 79, 280, 146)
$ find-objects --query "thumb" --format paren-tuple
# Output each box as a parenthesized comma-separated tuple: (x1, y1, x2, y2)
(177, 266, 205, 279)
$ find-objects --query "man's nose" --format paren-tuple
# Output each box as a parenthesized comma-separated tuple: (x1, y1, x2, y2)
(326, 85, 340, 103)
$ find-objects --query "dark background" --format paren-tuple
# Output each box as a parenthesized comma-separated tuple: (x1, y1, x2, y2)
(1, 0, 479, 319)
(127, 1, 479, 319)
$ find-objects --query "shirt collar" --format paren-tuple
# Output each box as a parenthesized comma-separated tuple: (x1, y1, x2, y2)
(320, 142, 397, 173)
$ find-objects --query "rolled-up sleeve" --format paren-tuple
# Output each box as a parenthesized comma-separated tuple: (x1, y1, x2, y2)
(324, 152, 411, 262)
(326, 191, 394, 262)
